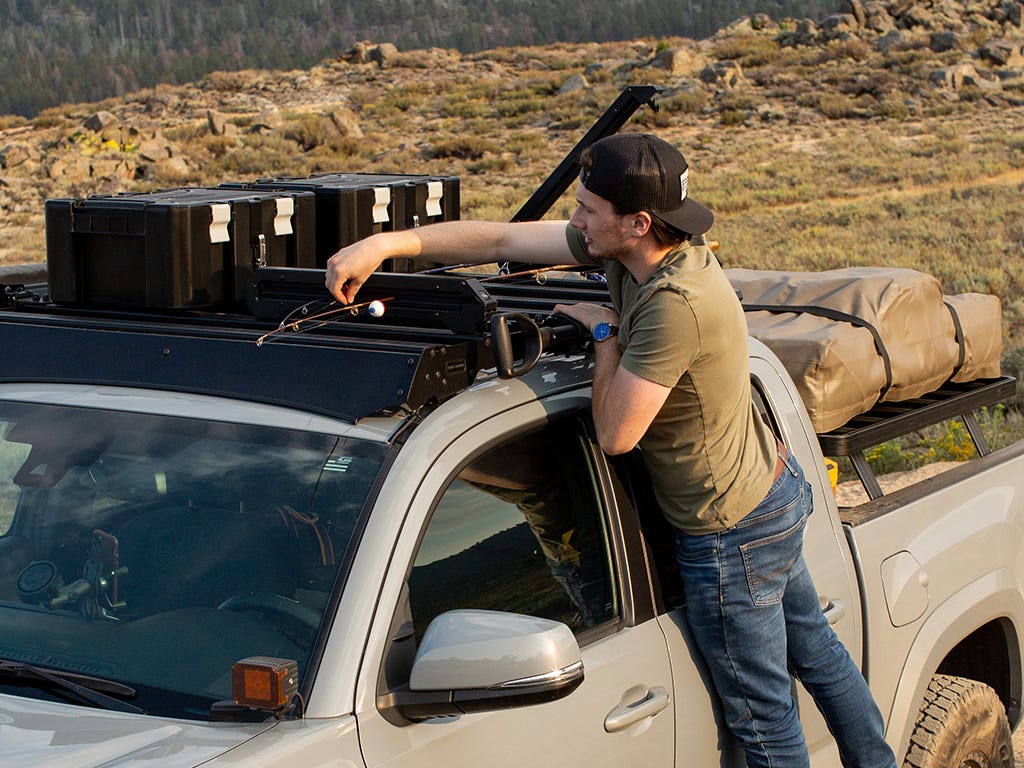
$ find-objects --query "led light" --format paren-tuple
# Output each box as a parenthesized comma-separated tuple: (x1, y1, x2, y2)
(231, 657, 298, 710)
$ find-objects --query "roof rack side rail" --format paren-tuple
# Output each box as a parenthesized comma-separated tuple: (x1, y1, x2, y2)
(247, 268, 497, 335)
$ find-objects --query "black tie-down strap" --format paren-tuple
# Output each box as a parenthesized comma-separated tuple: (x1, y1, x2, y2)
(741, 303, 895, 399)
(942, 300, 968, 379)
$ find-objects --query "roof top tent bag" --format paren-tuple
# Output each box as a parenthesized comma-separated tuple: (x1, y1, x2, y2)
(45, 187, 316, 310)
(727, 267, 1003, 433)
(227, 173, 459, 271)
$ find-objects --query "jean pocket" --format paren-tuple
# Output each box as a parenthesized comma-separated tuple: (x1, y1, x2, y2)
(738, 505, 808, 606)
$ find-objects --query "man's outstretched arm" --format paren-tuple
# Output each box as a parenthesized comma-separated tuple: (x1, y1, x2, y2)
(325, 220, 576, 303)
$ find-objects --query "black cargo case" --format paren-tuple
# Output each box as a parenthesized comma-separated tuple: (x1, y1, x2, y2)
(225, 172, 459, 269)
(45, 187, 316, 310)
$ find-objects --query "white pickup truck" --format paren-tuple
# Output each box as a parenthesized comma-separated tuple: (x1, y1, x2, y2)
(0, 261, 1019, 768)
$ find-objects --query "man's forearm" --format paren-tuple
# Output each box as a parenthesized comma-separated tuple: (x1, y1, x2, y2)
(326, 220, 572, 303)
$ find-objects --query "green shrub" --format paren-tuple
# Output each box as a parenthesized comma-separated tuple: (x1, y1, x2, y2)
(424, 137, 499, 160)
(713, 33, 781, 67)
(818, 93, 857, 119)
(284, 114, 338, 151)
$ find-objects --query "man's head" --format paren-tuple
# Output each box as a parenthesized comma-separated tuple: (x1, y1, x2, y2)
(579, 133, 714, 240)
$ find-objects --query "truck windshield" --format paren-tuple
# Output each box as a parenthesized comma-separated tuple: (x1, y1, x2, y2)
(0, 400, 387, 720)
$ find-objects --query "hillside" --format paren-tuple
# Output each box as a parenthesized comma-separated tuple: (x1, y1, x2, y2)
(1, 0, 1023, 384)
(0, 0, 835, 117)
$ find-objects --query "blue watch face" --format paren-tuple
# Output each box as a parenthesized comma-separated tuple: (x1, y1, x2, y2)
(593, 322, 611, 341)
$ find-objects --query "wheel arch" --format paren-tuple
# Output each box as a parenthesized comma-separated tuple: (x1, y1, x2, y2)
(885, 572, 1024, 761)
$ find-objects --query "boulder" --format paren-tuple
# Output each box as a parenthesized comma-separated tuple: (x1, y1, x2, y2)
(651, 47, 694, 74)
(557, 73, 589, 95)
(929, 30, 960, 52)
(330, 108, 363, 139)
(932, 61, 1002, 89)
(84, 111, 118, 132)
(207, 109, 228, 136)
(371, 43, 399, 68)
(345, 41, 372, 64)
(981, 38, 1024, 66)
(819, 13, 860, 38)
(699, 60, 744, 88)
(0, 144, 30, 169)
(840, 0, 868, 27)
(865, 2, 896, 32)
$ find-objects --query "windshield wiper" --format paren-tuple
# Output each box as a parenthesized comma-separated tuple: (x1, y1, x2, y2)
(0, 660, 144, 714)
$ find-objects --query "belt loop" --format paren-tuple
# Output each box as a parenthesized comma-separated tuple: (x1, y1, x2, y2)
(777, 440, 798, 478)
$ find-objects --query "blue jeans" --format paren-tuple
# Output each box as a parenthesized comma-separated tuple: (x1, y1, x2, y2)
(674, 452, 897, 768)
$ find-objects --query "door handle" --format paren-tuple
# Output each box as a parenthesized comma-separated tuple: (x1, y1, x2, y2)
(604, 686, 670, 733)
(823, 598, 845, 625)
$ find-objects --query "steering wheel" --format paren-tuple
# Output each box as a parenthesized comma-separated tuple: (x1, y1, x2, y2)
(217, 592, 321, 631)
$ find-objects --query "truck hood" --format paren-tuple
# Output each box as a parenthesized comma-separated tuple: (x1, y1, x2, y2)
(0, 694, 273, 768)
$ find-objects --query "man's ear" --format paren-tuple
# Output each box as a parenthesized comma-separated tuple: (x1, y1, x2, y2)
(630, 211, 654, 238)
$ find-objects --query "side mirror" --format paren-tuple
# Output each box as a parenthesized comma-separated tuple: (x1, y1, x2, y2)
(379, 609, 584, 721)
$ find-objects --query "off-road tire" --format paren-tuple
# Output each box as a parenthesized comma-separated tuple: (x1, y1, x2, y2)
(904, 674, 1014, 768)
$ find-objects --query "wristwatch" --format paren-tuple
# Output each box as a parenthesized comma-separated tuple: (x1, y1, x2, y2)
(592, 322, 619, 343)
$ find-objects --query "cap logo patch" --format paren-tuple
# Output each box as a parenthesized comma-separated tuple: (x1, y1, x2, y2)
(680, 169, 689, 202)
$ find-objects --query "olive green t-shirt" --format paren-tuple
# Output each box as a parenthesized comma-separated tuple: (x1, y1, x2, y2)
(567, 226, 776, 533)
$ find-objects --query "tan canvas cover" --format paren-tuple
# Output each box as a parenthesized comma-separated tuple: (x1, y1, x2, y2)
(726, 267, 1002, 433)
(945, 292, 1003, 383)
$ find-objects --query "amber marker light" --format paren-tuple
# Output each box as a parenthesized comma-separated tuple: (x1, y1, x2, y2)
(232, 657, 299, 711)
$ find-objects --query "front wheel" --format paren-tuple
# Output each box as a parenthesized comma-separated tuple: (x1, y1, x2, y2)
(904, 674, 1014, 768)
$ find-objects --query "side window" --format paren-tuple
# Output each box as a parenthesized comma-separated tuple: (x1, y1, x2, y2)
(407, 418, 618, 639)
(0, 421, 30, 535)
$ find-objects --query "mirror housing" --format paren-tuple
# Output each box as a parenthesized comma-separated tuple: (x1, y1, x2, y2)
(379, 609, 584, 721)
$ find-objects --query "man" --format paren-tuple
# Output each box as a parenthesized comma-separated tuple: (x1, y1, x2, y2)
(325, 133, 897, 768)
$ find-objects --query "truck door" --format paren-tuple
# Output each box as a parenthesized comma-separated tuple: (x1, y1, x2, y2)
(354, 401, 684, 768)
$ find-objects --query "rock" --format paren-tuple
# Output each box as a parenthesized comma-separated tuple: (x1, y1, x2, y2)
(700, 60, 744, 88)
(930, 30, 960, 51)
(84, 111, 118, 132)
(840, 0, 868, 27)
(207, 109, 227, 136)
(152, 156, 191, 182)
(330, 108, 363, 139)
(89, 157, 136, 180)
(0, 144, 30, 169)
(371, 43, 399, 68)
(819, 13, 860, 38)
(345, 41, 372, 64)
(887, 0, 916, 18)
(48, 153, 92, 183)
(865, 2, 896, 32)
(981, 38, 1024, 66)
(557, 73, 589, 95)
(651, 47, 694, 74)
(932, 61, 1002, 89)
(1003, 1, 1023, 28)
(253, 107, 283, 132)
(877, 29, 910, 52)
(781, 18, 820, 46)
(750, 13, 778, 32)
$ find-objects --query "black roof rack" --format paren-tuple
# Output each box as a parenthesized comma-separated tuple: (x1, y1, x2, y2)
(818, 375, 1016, 500)
(0, 268, 602, 422)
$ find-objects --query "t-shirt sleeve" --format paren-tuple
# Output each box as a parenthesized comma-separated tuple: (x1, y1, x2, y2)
(620, 289, 700, 388)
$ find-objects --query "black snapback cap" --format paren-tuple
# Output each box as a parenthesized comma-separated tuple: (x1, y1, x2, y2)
(580, 133, 714, 236)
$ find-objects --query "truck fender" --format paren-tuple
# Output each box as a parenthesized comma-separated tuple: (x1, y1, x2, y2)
(884, 569, 1024, 761)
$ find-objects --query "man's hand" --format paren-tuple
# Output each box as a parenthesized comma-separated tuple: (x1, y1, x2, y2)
(552, 302, 619, 335)
(325, 236, 394, 304)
